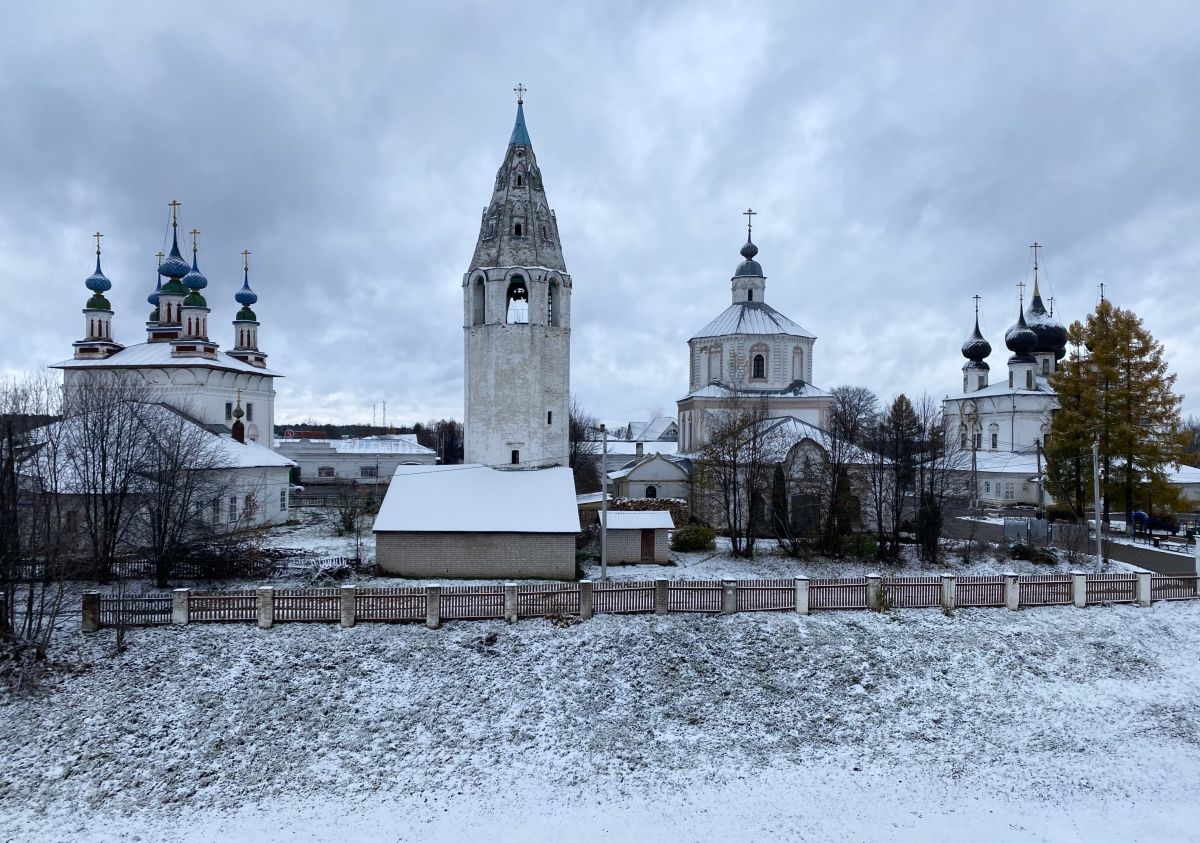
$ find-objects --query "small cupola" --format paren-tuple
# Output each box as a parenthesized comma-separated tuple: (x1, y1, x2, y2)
(731, 208, 767, 304)
(73, 232, 123, 359)
(960, 296, 991, 393)
(229, 249, 268, 368)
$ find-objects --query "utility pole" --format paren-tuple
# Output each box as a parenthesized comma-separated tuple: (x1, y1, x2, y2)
(1092, 439, 1103, 567)
(1035, 440, 1044, 519)
(600, 423, 609, 581)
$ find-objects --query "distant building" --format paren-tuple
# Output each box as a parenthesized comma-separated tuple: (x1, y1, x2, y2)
(609, 453, 691, 501)
(276, 435, 436, 486)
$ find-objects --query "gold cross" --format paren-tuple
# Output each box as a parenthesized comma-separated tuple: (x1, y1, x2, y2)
(168, 199, 181, 226)
(513, 83, 526, 104)
(242, 249, 251, 271)
(94, 231, 103, 255)
(743, 207, 756, 236)
(190, 228, 201, 253)
(1030, 241, 1041, 270)
(156, 250, 164, 268)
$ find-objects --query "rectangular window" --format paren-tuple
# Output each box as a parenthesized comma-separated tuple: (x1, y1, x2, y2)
(360, 465, 378, 478)
(318, 466, 335, 478)
(211, 497, 220, 523)
(247, 402, 254, 422)
(280, 489, 288, 511)
(977, 375, 985, 389)
(225, 402, 233, 421)
(228, 496, 238, 523)
(984, 481, 991, 494)
(547, 411, 552, 424)
(991, 433, 998, 449)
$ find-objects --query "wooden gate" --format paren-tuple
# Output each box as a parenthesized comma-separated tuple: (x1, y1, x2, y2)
(640, 529, 655, 562)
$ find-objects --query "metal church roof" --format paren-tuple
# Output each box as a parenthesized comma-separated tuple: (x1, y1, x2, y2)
(691, 301, 815, 340)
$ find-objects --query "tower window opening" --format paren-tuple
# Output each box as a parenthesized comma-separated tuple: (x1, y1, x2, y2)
(547, 411, 552, 424)
(511, 449, 520, 465)
(472, 277, 486, 325)
(541, 225, 547, 238)
(516, 174, 523, 187)
(506, 277, 529, 324)
(752, 354, 766, 380)
(1026, 370, 1034, 389)
(747, 289, 754, 301)
(514, 223, 523, 236)
(1042, 358, 1050, 375)
(548, 281, 560, 327)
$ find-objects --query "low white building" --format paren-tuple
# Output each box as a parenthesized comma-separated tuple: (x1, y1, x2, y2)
(276, 435, 436, 486)
(609, 453, 691, 501)
(604, 510, 674, 563)
(374, 465, 580, 579)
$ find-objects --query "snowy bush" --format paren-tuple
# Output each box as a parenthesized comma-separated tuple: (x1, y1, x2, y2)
(671, 525, 716, 552)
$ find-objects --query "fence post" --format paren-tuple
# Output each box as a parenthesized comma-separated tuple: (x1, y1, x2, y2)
(795, 577, 810, 615)
(504, 583, 518, 624)
(81, 591, 100, 633)
(1004, 573, 1020, 611)
(655, 579, 669, 615)
(579, 580, 594, 620)
(866, 575, 882, 610)
(1135, 572, 1151, 608)
(257, 586, 274, 629)
(172, 588, 189, 625)
(426, 586, 441, 629)
(941, 574, 955, 612)
(721, 580, 736, 614)
(1071, 571, 1087, 608)
(340, 585, 356, 628)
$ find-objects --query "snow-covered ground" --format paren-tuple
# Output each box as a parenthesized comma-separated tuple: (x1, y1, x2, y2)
(3, 603, 1199, 841)
(585, 536, 1142, 582)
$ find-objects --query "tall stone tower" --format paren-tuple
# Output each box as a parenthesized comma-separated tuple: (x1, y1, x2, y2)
(464, 90, 571, 468)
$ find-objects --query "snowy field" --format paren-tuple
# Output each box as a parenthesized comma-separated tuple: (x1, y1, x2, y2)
(3, 602, 1199, 841)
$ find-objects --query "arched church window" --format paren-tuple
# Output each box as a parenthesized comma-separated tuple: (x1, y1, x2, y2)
(472, 277, 486, 325)
(752, 354, 765, 379)
(1026, 370, 1034, 389)
(514, 223, 523, 236)
(511, 449, 520, 464)
(506, 277, 529, 324)
(1042, 358, 1050, 375)
(645, 485, 658, 499)
(747, 289, 754, 301)
(793, 348, 804, 382)
(989, 423, 999, 450)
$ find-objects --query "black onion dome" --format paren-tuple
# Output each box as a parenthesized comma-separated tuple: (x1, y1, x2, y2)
(961, 315, 992, 361)
(1005, 307, 1038, 365)
(1024, 284, 1068, 355)
(734, 236, 764, 278)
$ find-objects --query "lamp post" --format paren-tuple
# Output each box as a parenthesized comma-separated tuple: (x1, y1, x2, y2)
(600, 423, 608, 581)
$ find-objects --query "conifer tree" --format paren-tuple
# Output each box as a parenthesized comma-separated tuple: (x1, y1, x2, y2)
(1047, 299, 1186, 524)
(1045, 325, 1097, 518)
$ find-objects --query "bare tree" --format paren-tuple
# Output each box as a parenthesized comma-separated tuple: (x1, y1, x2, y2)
(913, 394, 971, 561)
(817, 386, 877, 554)
(136, 404, 233, 588)
(693, 393, 780, 556)
(568, 395, 600, 494)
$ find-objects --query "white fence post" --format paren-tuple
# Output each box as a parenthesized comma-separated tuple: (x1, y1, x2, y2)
(340, 585, 356, 628)
(1071, 571, 1087, 608)
(172, 588, 189, 625)
(426, 586, 441, 629)
(81, 591, 100, 633)
(504, 583, 518, 624)
(795, 577, 810, 615)
(655, 579, 669, 615)
(1004, 574, 1020, 611)
(257, 586, 274, 629)
(941, 575, 955, 612)
(1136, 572, 1151, 607)
(721, 580, 736, 615)
(579, 580, 594, 620)
(866, 575, 882, 610)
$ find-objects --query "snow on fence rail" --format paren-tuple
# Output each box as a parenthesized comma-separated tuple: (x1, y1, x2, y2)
(80, 570, 1200, 631)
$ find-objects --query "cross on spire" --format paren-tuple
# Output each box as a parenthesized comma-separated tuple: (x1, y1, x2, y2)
(513, 83, 526, 105)
(1048, 295, 1055, 316)
(743, 207, 756, 238)
(94, 231, 103, 255)
(1030, 241, 1041, 270)
(973, 293, 981, 315)
(1017, 280, 1026, 307)
(168, 200, 181, 227)
(242, 250, 251, 271)
(190, 228, 201, 254)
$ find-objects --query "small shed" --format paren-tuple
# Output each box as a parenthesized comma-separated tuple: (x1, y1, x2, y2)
(374, 464, 580, 579)
(604, 510, 674, 564)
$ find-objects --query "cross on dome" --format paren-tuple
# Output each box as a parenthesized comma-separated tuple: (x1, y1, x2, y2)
(513, 83, 526, 104)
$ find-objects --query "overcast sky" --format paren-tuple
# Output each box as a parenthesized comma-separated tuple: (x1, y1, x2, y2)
(2, 1, 1197, 426)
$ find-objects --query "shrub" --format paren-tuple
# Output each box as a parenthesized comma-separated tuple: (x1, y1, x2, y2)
(671, 525, 716, 552)
(1008, 541, 1057, 564)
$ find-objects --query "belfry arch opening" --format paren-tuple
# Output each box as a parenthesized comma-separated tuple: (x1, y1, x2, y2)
(471, 277, 485, 325)
(506, 277, 529, 324)
(548, 280, 561, 327)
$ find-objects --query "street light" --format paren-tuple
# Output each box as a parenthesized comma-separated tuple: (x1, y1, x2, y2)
(600, 423, 608, 581)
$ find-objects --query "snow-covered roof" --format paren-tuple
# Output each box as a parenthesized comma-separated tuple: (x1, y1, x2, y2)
(51, 342, 282, 377)
(642, 417, 677, 440)
(605, 510, 675, 530)
(946, 378, 1055, 401)
(576, 491, 612, 506)
(691, 302, 815, 341)
(681, 381, 829, 402)
(1167, 464, 1200, 486)
(374, 465, 580, 534)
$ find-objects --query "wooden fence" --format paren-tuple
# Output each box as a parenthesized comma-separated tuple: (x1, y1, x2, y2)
(81, 570, 1200, 631)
